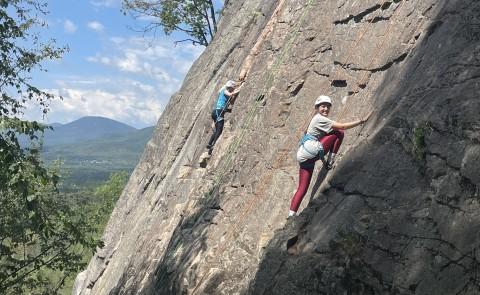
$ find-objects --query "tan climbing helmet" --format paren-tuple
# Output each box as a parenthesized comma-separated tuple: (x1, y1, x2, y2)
(314, 95, 332, 107)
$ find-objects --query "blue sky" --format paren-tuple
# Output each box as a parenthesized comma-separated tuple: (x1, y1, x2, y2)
(25, 0, 223, 128)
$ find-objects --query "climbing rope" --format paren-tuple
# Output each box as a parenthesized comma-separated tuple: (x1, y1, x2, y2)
(185, 2, 318, 285)
(202, 0, 318, 201)
(191, 2, 286, 167)
(215, 0, 419, 256)
(163, 3, 430, 291)
(182, 0, 429, 275)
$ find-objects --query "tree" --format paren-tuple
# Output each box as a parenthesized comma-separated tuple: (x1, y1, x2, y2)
(91, 171, 129, 231)
(122, 0, 219, 46)
(0, 1, 98, 293)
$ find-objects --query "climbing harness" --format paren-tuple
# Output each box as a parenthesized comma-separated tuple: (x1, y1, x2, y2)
(298, 133, 324, 160)
(204, 86, 239, 152)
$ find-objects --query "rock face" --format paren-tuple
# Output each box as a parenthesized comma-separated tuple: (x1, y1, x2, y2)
(74, 0, 480, 294)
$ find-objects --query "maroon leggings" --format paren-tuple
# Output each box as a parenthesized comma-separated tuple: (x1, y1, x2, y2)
(289, 130, 344, 212)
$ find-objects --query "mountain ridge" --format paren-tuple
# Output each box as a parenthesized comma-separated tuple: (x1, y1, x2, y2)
(43, 116, 139, 146)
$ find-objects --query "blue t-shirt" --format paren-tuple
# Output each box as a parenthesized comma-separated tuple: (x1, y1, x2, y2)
(215, 88, 229, 110)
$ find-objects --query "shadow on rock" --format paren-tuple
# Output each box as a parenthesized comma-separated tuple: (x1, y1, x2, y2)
(248, 0, 480, 294)
(150, 190, 223, 295)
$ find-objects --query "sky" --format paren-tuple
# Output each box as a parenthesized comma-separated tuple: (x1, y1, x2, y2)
(25, 0, 222, 128)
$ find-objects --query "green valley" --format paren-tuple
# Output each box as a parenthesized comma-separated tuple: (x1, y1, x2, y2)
(40, 117, 154, 190)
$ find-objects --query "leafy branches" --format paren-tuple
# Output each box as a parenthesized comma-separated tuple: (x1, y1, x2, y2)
(0, 0, 66, 117)
(122, 0, 219, 46)
(0, 152, 98, 294)
(0, 1, 100, 293)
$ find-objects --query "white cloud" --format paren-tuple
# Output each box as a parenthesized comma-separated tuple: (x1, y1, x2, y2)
(64, 19, 77, 34)
(110, 37, 126, 44)
(100, 57, 111, 64)
(137, 15, 159, 23)
(40, 36, 206, 127)
(87, 21, 104, 33)
(86, 54, 111, 65)
(117, 51, 142, 73)
(90, 0, 119, 7)
(33, 78, 163, 127)
(87, 36, 204, 83)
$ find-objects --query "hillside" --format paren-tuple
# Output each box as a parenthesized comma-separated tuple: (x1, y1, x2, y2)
(74, 0, 480, 294)
(43, 126, 155, 188)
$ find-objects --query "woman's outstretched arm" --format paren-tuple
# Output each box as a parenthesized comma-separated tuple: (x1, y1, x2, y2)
(332, 110, 373, 130)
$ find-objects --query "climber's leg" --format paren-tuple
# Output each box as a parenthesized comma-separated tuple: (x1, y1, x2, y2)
(211, 119, 224, 146)
(207, 110, 225, 150)
(319, 130, 344, 169)
(331, 129, 344, 153)
(289, 161, 315, 215)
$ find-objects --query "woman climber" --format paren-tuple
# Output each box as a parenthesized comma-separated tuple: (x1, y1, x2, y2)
(288, 95, 373, 218)
(206, 80, 243, 155)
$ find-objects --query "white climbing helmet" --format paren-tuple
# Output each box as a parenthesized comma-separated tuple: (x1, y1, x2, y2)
(225, 80, 237, 88)
(314, 95, 332, 107)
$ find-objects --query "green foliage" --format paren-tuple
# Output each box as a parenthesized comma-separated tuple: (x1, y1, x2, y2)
(0, 154, 98, 294)
(412, 122, 430, 162)
(15, 172, 129, 295)
(0, 1, 142, 292)
(0, 1, 102, 293)
(0, 0, 67, 118)
(91, 171, 129, 229)
(0, 171, 128, 294)
(122, 0, 219, 46)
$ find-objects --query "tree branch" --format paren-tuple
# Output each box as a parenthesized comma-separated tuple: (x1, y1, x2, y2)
(208, 0, 217, 33)
(191, 0, 213, 40)
(1, 243, 73, 290)
(0, 236, 63, 287)
(174, 38, 206, 46)
(203, 4, 214, 40)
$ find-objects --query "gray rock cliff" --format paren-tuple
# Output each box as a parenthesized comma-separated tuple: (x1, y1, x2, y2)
(74, 0, 480, 294)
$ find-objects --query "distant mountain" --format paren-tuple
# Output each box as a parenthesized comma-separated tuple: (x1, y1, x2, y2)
(42, 126, 155, 190)
(43, 116, 137, 146)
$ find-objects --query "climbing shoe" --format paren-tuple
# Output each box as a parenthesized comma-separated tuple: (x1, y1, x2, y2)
(287, 210, 296, 219)
(322, 159, 331, 170)
(326, 162, 333, 170)
(326, 159, 335, 170)
(325, 153, 336, 170)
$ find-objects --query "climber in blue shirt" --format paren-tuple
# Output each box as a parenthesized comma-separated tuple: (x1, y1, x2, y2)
(206, 80, 243, 154)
